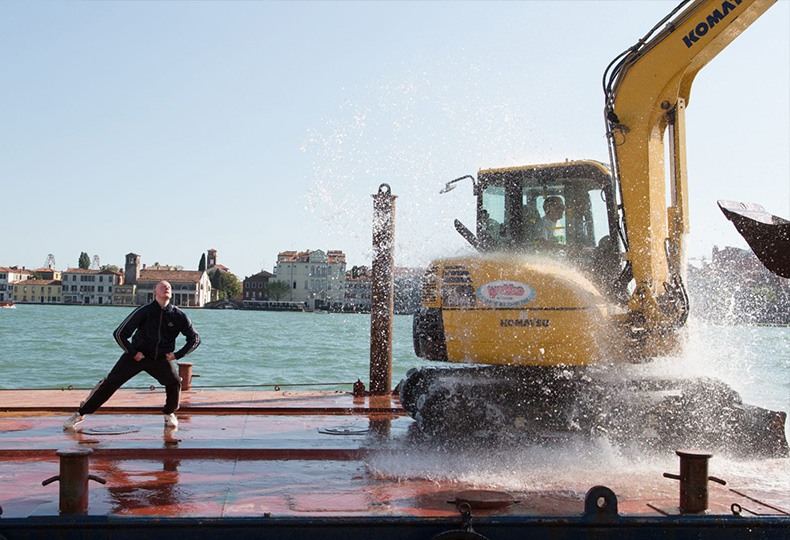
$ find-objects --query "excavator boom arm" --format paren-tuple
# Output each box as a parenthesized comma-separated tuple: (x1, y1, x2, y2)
(605, 0, 776, 327)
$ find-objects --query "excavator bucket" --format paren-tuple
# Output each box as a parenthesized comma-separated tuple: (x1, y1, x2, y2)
(718, 200, 790, 278)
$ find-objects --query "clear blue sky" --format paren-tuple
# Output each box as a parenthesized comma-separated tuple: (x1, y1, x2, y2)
(1, 0, 788, 278)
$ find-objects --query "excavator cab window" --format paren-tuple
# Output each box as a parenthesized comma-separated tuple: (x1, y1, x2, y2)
(477, 166, 614, 265)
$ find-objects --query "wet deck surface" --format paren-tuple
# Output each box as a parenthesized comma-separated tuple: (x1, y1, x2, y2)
(1, 388, 788, 519)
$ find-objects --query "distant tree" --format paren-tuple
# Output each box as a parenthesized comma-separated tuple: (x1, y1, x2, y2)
(217, 272, 241, 300)
(265, 281, 291, 301)
(208, 268, 222, 289)
(78, 252, 90, 269)
(31, 271, 43, 280)
(198, 253, 206, 272)
(100, 264, 121, 273)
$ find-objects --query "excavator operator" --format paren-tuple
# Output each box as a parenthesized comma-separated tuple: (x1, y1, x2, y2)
(537, 195, 566, 244)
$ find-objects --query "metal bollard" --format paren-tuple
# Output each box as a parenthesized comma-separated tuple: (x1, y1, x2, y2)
(663, 449, 726, 514)
(178, 362, 193, 390)
(42, 448, 106, 515)
(353, 379, 366, 397)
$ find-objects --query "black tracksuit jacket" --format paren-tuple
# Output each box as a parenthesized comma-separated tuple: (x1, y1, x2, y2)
(114, 300, 200, 361)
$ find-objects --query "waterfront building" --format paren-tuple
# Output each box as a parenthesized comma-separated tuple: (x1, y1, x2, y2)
(112, 283, 136, 306)
(12, 279, 62, 304)
(137, 268, 211, 307)
(341, 266, 422, 314)
(273, 249, 347, 310)
(112, 253, 211, 307)
(61, 268, 122, 305)
(393, 266, 424, 314)
(343, 266, 371, 312)
(0, 266, 33, 302)
(687, 246, 790, 325)
(242, 270, 275, 304)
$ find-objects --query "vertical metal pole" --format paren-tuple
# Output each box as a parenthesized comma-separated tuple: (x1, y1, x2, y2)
(370, 184, 396, 395)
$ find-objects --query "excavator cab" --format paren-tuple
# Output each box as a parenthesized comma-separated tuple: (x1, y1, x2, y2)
(414, 160, 627, 367)
(467, 160, 624, 295)
(475, 161, 615, 252)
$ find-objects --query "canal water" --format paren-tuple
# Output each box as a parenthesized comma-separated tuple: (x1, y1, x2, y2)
(0, 304, 787, 417)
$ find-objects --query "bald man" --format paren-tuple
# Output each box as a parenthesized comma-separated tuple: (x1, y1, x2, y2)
(64, 280, 200, 430)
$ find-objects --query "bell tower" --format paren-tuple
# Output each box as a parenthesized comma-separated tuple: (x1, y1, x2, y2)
(125, 253, 140, 285)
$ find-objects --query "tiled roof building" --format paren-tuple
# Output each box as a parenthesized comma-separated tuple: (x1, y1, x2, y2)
(61, 268, 122, 305)
(12, 279, 62, 304)
(0, 266, 33, 302)
(137, 269, 211, 307)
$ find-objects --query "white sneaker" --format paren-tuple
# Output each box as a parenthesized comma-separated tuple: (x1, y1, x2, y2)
(164, 413, 178, 429)
(63, 412, 84, 430)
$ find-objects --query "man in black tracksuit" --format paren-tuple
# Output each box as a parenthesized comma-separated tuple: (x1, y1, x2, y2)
(64, 280, 200, 430)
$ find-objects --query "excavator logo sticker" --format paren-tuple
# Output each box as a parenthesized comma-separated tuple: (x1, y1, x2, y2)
(477, 280, 536, 307)
(682, 0, 743, 48)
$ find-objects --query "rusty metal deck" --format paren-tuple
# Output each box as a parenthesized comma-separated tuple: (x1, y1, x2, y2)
(1, 388, 788, 538)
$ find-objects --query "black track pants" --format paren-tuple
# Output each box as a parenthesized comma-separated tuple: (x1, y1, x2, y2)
(78, 353, 181, 415)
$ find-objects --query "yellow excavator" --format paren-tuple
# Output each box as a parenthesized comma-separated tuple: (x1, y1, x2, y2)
(399, 0, 788, 457)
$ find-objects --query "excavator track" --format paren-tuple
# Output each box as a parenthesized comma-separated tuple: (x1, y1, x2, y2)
(399, 366, 789, 458)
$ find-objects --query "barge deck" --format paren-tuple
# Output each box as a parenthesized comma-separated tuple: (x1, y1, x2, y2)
(1, 387, 788, 538)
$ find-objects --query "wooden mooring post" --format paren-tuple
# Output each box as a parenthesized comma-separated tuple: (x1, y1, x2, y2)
(369, 184, 396, 396)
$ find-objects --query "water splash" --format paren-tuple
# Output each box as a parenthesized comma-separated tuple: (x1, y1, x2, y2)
(369, 435, 673, 497)
(648, 318, 790, 414)
(300, 52, 540, 268)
